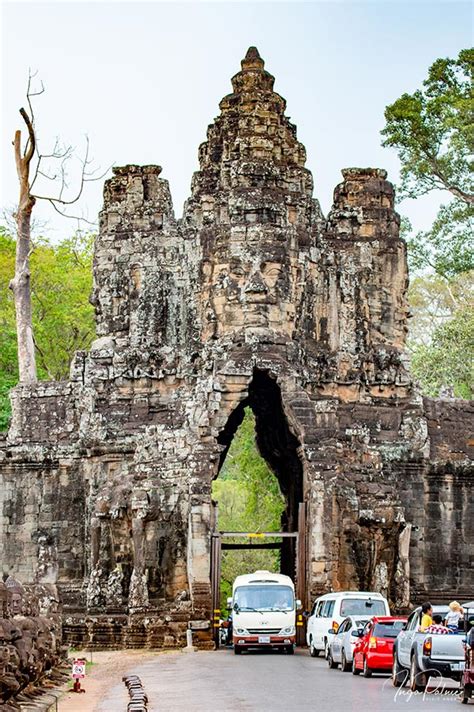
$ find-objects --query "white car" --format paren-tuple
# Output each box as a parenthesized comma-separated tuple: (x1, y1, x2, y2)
(306, 591, 390, 658)
(327, 616, 371, 671)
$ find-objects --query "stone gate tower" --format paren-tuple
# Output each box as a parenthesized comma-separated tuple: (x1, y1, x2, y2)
(1, 48, 472, 648)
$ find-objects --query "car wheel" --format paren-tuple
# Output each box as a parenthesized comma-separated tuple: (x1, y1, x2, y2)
(327, 649, 338, 669)
(392, 650, 407, 688)
(286, 645, 294, 655)
(234, 645, 242, 655)
(324, 638, 329, 659)
(352, 657, 360, 675)
(341, 650, 351, 672)
(409, 655, 426, 692)
(309, 638, 320, 658)
(363, 657, 372, 678)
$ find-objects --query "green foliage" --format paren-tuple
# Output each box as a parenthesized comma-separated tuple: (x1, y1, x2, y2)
(212, 408, 285, 609)
(410, 305, 473, 399)
(406, 202, 474, 280)
(382, 50, 474, 400)
(408, 270, 473, 398)
(408, 271, 472, 344)
(381, 48, 473, 203)
(0, 227, 95, 429)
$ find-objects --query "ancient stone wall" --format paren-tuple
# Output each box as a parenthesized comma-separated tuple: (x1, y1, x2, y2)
(0, 47, 472, 648)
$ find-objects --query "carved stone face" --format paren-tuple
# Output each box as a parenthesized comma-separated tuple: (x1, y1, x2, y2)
(201, 245, 296, 337)
(131, 489, 150, 520)
(95, 494, 111, 518)
(9, 591, 23, 617)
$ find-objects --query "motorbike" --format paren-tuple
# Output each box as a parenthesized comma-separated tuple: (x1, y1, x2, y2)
(219, 616, 232, 646)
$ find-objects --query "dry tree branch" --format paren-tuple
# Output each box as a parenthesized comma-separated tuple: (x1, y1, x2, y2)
(30, 138, 72, 190)
(24, 69, 44, 159)
(43, 198, 97, 225)
(13, 130, 22, 182)
(20, 107, 36, 164)
(33, 136, 109, 213)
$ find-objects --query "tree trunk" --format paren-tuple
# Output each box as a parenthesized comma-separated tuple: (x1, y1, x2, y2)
(10, 126, 37, 383)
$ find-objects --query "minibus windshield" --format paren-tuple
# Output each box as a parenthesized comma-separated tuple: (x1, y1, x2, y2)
(234, 585, 294, 612)
(340, 599, 386, 616)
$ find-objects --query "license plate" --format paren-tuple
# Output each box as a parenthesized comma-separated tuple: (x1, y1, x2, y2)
(258, 636, 271, 644)
(450, 662, 464, 671)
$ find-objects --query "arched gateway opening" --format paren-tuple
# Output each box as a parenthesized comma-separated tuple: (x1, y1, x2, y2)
(210, 369, 306, 645)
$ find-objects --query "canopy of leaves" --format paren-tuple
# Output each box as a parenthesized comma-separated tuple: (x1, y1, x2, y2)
(410, 304, 473, 399)
(406, 202, 474, 280)
(212, 408, 285, 610)
(408, 270, 472, 345)
(381, 48, 473, 204)
(0, 228, 95, 429)
(383, 49, 473, 399)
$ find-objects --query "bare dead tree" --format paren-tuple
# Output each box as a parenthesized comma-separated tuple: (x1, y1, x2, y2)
(9, 71, 107, 383)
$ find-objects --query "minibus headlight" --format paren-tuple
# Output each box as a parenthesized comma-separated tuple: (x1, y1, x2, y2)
(279, 626, 295, 636)
(235, 628, 249, 635)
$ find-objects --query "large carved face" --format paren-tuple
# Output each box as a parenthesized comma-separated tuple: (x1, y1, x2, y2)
(8, 590, 23, 617)
(201, 243, 297, 337)
(130, 489, 150, 519)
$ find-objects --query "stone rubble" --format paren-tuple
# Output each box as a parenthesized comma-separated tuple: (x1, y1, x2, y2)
(0, 579, 68, 709)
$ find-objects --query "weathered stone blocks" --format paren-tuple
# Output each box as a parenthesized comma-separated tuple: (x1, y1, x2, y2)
(0, 47, 472, 650)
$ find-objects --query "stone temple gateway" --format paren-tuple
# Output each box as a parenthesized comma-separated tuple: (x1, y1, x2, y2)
(1, 48, 473, 649)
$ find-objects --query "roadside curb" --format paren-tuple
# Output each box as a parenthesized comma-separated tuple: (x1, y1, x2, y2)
(122, 674, 149, 712)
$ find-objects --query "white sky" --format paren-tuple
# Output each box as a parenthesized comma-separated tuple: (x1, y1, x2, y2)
(1, 0, 472, 238)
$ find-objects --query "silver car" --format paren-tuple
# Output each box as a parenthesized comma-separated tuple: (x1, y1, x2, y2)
(327, 616, 370, 671)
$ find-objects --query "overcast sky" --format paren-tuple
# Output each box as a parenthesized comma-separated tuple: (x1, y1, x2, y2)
(1, 1, 472, 239)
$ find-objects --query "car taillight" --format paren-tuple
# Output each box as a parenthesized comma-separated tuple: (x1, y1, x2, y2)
(332, 621, 339, 633)
(423, 637, 432, 657)
(369, 636, 377, 649)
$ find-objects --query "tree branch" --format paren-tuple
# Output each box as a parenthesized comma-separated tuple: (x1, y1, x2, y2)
(13, 130, 22, 181)
(19, 107, 36, 164)
(423, 153, 474, 204)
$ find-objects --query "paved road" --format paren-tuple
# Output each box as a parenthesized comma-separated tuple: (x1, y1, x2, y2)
(98, 647, 462, 712)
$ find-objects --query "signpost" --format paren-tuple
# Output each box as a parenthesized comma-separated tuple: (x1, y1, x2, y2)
(72, 658, 86, 693)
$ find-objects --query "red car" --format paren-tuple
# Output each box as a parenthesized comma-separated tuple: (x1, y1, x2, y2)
(352, 616, 407, 677)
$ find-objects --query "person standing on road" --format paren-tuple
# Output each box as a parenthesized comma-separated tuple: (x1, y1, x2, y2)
(419, 601, 433, 631)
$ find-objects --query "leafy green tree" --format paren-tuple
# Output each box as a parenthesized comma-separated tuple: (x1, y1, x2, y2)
(382, 48, 473, 205)
(408, 270, 472, 345)
(0, 228, 95, 429)
(212, 408, 285, 609)
(406, 203, 473, 280)
(410, 305, 473, 399)
(382, 48, 473, 280)
(382, 49, 473, 398)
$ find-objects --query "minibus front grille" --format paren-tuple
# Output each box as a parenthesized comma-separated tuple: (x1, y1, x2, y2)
(247, 628, 281, 635)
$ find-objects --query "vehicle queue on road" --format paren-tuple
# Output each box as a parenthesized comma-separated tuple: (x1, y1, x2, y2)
(309, 592, 474, 700)
(223, 572, 473, 702)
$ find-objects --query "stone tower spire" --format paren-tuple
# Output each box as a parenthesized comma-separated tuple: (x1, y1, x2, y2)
(183, 46, 317, 225)
(231, 45, 275, 93)
(183, 47, 322, 341)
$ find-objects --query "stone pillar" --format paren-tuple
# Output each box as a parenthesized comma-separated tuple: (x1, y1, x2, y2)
(91, 164, 177, 345)
(326, 167, 409, 355)
(187, 502, 212, 617)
